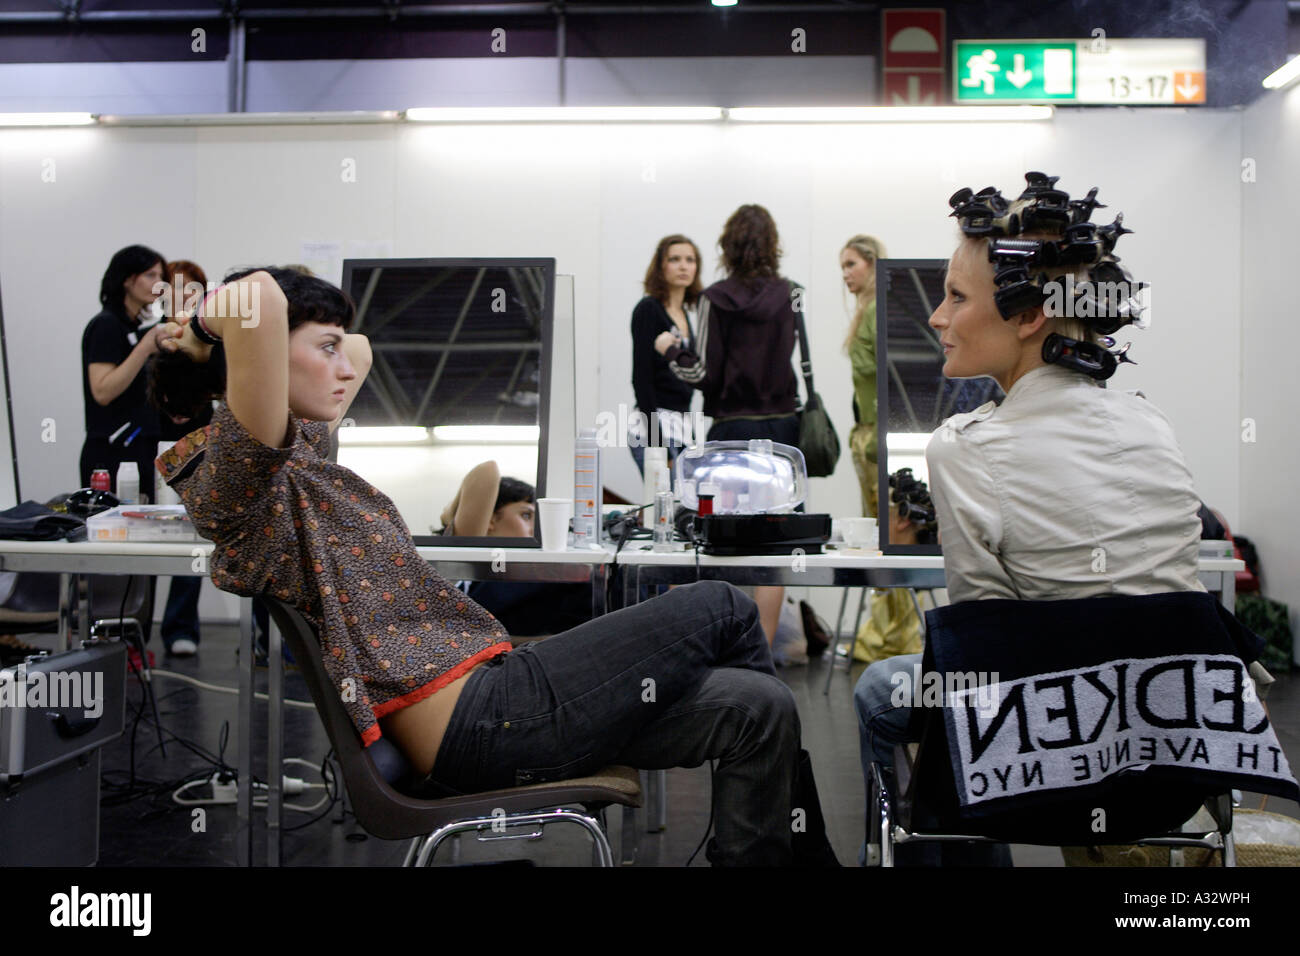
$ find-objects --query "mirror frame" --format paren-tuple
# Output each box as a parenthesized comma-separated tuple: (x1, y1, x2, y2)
(338, 256, 555, 550)
(875, 257, 947, 557)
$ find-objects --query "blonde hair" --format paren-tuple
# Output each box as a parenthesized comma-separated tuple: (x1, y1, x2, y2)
(842, 234, 886, 351)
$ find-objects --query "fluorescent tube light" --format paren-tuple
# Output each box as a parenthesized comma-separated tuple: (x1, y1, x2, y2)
(727, 106, 1053, 122)
(404, 107, 723, 123)
(0, 112, 95, 127)
(97, 111, 400, 127)
(336, 426, 429, 445)
(1263, 55, 1300, 90)
(432, 426, 540, 443)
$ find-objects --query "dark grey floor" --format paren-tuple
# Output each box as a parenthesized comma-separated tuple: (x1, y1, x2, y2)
(68, 622, 1300, 867)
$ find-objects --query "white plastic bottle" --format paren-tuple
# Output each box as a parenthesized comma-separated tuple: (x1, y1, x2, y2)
(116, 461, 140, 505)
(573, 428, 602, 548)
(155, 441, 180, 505)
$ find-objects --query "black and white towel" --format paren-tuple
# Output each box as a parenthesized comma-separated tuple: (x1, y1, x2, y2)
(925, 591, 1299, 815)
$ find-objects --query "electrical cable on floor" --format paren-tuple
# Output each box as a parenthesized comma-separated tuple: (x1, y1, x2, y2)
(283, 752, 343, 830)
(148, 668, 317, 709)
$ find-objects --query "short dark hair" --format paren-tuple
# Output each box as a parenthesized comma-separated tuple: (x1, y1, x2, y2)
(642, 234, 703, 307)
(147, 267, 355, 421)
(222, 266, 355, 332)
(100, 245, 166, 319)
(494, 476, 535, 513)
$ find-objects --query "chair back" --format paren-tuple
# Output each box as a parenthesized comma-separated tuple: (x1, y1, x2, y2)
(261, 597, 435, 840)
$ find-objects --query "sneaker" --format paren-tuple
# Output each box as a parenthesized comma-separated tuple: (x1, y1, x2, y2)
(168, 638, 198, 657)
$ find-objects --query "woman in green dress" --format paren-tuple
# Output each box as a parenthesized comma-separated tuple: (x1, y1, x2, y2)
(840, 235, 886, 518)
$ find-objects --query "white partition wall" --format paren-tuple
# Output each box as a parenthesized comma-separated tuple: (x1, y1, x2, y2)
(1241, 82, 1300, 657)
(0, 109, 1251, 620)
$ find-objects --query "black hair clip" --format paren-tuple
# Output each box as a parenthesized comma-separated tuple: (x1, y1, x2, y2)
(1069, 186, 1106, 225)
(949, 185, 1016, 237)
(1042, 333, 1117, 380)
(1096, 213, 1133, 256)
(1057, 222, 1103, 265)
(1017, 172, 1071, 230)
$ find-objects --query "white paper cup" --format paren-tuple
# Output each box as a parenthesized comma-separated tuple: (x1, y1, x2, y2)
(842, 517, 878, 550)
(537, 497, 573, 552)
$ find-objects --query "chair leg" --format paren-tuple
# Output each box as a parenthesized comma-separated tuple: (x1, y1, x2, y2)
(643, 769, 667, 832)
(852, 587, 869, 643)
(620, 802, 639, 865)
(823, 587, 852, 695)
(400, 837, 421, 867)
(414, 808, 619, 867)
(867, 761, 893, 867)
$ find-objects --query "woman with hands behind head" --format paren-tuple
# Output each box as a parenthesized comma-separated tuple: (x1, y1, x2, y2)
(151, 267, 837, 866)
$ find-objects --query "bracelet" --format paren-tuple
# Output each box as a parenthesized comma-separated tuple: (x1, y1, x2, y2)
(190, 312, 221, 346)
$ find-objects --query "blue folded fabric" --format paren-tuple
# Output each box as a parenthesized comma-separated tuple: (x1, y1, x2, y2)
(0, 500, 85, 541)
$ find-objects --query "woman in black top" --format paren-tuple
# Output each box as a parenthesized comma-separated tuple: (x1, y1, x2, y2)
(80, 245, 170, 502)
(629, 234, 702, 476)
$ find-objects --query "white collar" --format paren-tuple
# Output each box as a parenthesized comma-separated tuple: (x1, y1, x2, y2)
(1002, 363, 1096, 406)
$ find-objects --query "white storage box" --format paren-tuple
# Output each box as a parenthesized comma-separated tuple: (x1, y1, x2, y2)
(85, 505, 200, 543)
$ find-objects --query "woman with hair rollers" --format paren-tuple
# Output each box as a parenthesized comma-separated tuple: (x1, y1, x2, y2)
(151, 267, 837, 866)
(852, 173, 1206, 864)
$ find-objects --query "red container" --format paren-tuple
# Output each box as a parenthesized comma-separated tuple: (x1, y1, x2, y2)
(90, 469, 111, 492)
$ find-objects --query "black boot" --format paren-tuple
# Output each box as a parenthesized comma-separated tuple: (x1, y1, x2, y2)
(790, 749, 840, 866)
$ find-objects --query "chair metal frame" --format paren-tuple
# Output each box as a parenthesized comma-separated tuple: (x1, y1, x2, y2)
(865, 733, 1237, 867)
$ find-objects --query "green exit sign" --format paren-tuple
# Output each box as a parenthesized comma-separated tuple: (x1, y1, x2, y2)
(953, 38, 1207, 105)
(954, 42, 1076, 101)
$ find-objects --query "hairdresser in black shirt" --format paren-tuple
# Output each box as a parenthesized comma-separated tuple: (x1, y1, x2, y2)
(80, 245, 171, 502)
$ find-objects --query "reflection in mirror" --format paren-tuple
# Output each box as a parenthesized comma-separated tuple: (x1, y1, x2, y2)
(875, 259, 1004, 555)
(337, 258, 555, 548)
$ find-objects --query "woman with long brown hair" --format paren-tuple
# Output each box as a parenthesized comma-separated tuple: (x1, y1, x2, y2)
(656, 204, 803, 645)
(629, 234, 702, 476)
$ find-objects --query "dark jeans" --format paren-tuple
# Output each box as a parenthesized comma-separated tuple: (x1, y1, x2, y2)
(160, 576, 202, 649)
(422, 581, 802, 865)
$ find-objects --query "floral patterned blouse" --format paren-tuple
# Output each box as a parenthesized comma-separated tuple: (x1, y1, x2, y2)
(156, 403, 511, 746)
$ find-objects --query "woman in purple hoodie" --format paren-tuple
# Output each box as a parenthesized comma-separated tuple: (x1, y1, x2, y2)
(656, 204, 802, 644)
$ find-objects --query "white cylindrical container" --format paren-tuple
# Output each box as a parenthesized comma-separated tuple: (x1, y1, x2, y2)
(642, 446, 667, 514)
(155, 441, 180, 505)
(652, 467, 674, 552)
(537, 498, 573, 552)
(573, 428, 602, 548)
(116, 461, 140, 505)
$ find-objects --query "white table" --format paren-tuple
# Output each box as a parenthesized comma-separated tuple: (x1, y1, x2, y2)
(616, 544, 1242, 609)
